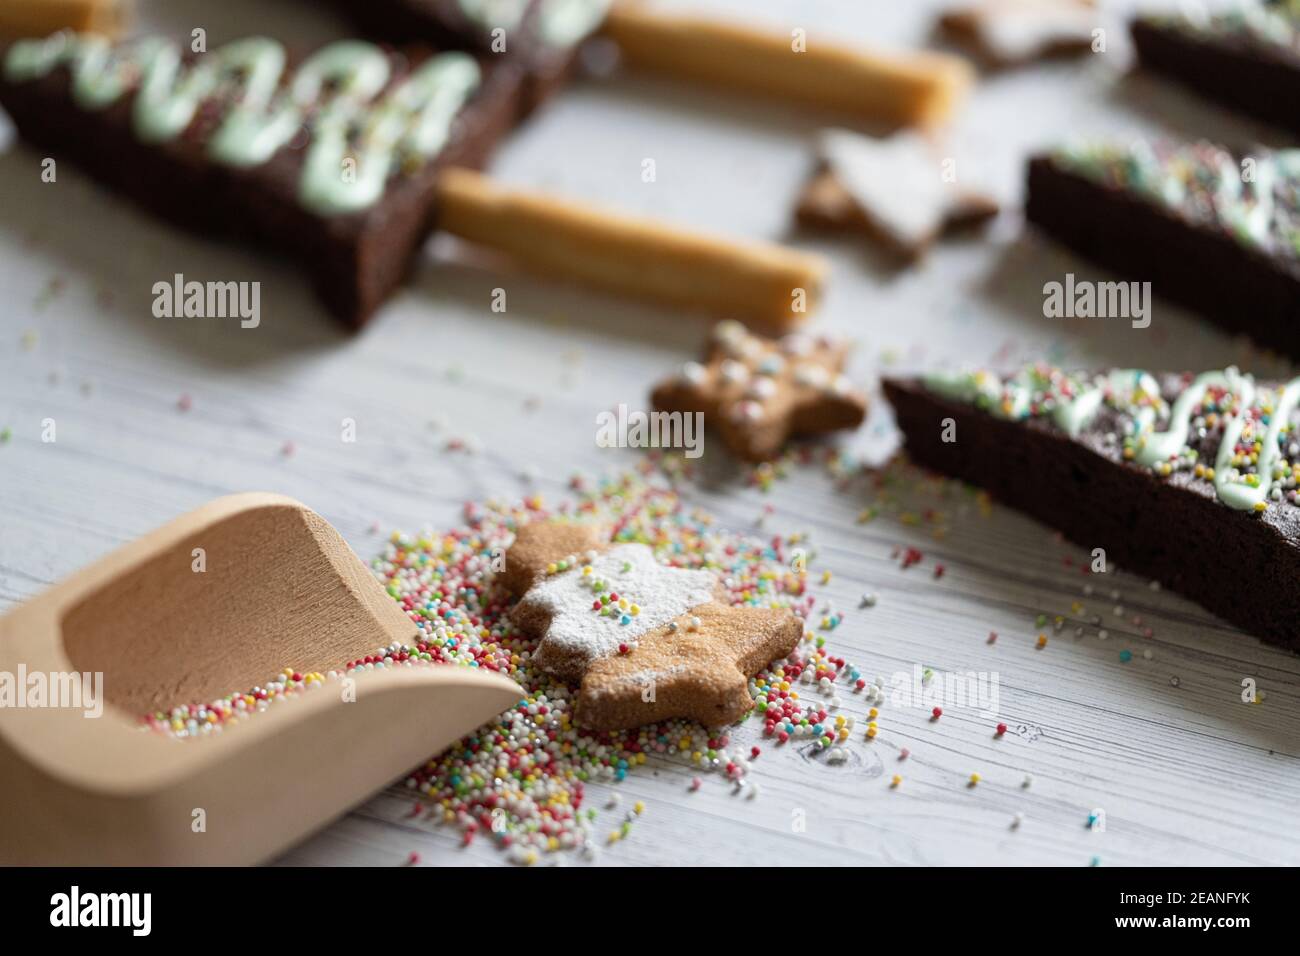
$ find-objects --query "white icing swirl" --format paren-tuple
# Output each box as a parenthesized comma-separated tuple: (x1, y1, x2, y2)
(297, 50, 480, 215)
(922, 366, 1300, 512)
(457, 0, 612, 47)
(2, 33, 482, 216)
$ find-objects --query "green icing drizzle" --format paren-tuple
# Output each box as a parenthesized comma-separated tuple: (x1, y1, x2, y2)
(457, 0, 612, 47)
(68, 35, 138, 108)
(298, 51, 480, 215)
(458, 0, 531, 32)
(3, 30, 72, 81)
(923, 366, 1300, 512)
(538, 0, 613, 47)
(1054, 140, 1300, 255)
(923, 368, 1137, 436)
(1130, 369, 1253, 467)
(207, 39, 299, 167)
(1161, 0, 1300, 51)
(1215, 379, 1300, 510)
(2, 32, 482, 215)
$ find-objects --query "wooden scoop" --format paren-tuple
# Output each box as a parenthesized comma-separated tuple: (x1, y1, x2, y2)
(0, 493, 523, 865)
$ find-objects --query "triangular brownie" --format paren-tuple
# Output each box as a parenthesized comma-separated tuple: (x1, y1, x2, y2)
(0, 31, 521, 327)
(1026, 139, 1300, 360)
(883, 365, 1300, 651)
(1131, 4, 1300, 136)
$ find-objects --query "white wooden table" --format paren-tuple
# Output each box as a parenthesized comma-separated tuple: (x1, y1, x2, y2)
(2, 0, 1297, 866)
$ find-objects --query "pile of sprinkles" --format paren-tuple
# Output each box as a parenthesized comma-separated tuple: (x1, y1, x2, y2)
(137, 453, 1151, 868)
(144, 470, 854, 863)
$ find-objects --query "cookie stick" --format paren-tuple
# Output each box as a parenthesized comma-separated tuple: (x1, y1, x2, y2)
(436, 168, 826, 331)
(602, 3, 973, 127)
(0, 0, 130, 39)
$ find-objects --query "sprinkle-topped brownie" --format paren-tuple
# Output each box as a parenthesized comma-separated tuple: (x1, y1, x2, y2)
(884, 365, 1300, 651)
(1132, 1, 1300, 135)
(0, 31, 521, 325)
(1051, 140, 1300, 256)
(1025, 139, 1300, 359)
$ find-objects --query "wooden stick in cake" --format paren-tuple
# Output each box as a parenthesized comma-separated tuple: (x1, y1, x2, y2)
(0, 0, 129, 39)
(602, 3, 973, 127)
(436, 168, 826, 331)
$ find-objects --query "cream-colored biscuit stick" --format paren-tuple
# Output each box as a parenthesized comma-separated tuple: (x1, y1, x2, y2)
(602, 3, 973, 127)
(437, 168, 826, 331)
(0, 0, 130, 39)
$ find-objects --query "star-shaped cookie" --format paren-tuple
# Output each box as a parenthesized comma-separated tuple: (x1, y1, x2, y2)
(651, 319, 867, 462)
(505, 521, 803, 730)
(938, 0, 1099, 68)
(796, 129, 999, 261)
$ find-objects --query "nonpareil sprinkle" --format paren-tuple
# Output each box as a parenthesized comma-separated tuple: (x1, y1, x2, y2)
(144, 470, 839, 861)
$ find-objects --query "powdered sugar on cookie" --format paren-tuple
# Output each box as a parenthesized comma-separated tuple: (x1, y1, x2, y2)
(798, 129, 999, 260)
(507, 520, 803, 729)
(819, 129, 951, 251)
(516, 543, 716, 664)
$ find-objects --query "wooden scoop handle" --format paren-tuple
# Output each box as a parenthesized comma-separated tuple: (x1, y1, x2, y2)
(436, 168, 826, 331)
(0, 493, 525, 864)
(602, 3, 972, 127)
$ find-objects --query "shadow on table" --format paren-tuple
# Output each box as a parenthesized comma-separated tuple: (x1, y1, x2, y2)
(0, 142, 355, 368)
(972, 229, 1285, 375)
(1108, 68, 1291, 151)
(871, 474, 1300, 756)
(412, 238, 713, 354)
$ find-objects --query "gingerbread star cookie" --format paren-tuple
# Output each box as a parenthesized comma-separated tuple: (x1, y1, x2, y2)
(938, 0, 1098, 68)
(796, 129, 999, 261)
(505, 521, 803, 730)
(651, 319, 867, 462)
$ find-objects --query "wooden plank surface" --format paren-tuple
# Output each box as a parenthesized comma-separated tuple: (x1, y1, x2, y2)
(1, 0, 1297, 866)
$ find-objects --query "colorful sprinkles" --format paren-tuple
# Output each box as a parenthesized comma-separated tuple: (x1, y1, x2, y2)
(925, 364, 1300, 514)
(1056, 138, 1300, 256)
(130, 446, 1191, 865)
(143, 471, 865, 861)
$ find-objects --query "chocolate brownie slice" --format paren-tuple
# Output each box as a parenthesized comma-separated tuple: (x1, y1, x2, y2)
(883, 365, 1300, 651)
(319, 0, 612, 117)
(1025, 140, 1300, 359)
(1131, 2, 1300, 136)
(0, 31, 521, 327)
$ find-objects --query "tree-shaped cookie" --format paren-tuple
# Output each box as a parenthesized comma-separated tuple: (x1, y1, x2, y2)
(651, 319, 867, 462)
(505, 521, 803, 730)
